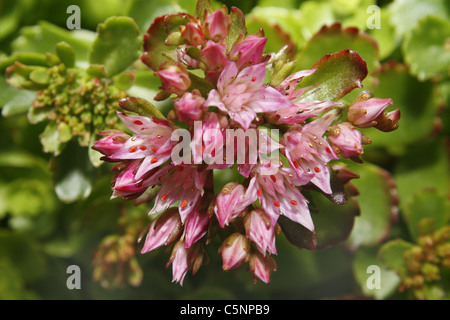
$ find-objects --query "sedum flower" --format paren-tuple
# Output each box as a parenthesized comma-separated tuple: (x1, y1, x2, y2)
(214, 182, 251, 228)
(244, 209, 277, 256)
(229, 34, 267, 69)
(96, 111, 176, 181)
(246, 162, 313, 231)
(282, 114, 339, 194)
(145, 164, 208, 223)
(205, 61, 293, 130)
(267, 69, 342, 125)
(92, 130, 130, 158)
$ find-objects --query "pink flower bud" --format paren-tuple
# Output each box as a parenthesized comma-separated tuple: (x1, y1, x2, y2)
(156, 63, 191, 96)
(204, 9, 230, 42)
(249, 251, 277, 284)
(214, 182, 250, 228)
(347, 98, 392, 128)
(180, 21, 205, 46)
(184, 210, 210, 248)
(218, 233, 251, 271)
(92, 130, 130, 157)
(327, 122, 364, 158)
(166, 240, 190, 286)
(174, 90, 205, 125)
(141, 208, 183, 254)
(229, 35, 267, 69)
(199, 41, 227, 72)
(166, 241, 205, 286)
(375, 109, 401, 132)
(111, 160, 147, 198)
(244, 209, 277, 255)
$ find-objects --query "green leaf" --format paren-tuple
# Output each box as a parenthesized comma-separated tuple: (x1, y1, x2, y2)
(56, 42, 76, 68)
(12, 21, 93, 64)
(113, 72, 135, 91)
(0, 52, 48, 73)
(353, 246, 402, 300)
(226, 7, 247, 51)
(5, 62, 45, 90)
(388, 0, 450, 38)
(88, 134, 104, 168)
(378, 239, 414, 274)
(29, 67, 49, 85)
(90, 17, 141, 77)
(246, 7, 303, 49)
(40, 122, 66, 156)
(126, 0, 186, 33)
(0, 231, 47, 282)
(51, 142, 95, 203)
(345, 162, 399, 250)
(298, 48, 368, 102)
(0, 76, 35, 117)
(4, 179, 56, 217)
(278, 215, 317, 251)
(141, 15, 173, 71)
(403, 190, 450, 242)
(297, 1, 335, 44)
(403, 15, 450, 81)
(296, 22, 379, 75)
(307, 190, 360, 250)
(119, 96, 166, 120)
(196, 0, 213, 21)
(0, 2, 20, 41)
(394, 138, 450, 211)
(247, 17, 294, 55)
(367, 8, 399, 60)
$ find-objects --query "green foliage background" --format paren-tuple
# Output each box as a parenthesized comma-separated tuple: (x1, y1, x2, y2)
(0, 0, 449, 300)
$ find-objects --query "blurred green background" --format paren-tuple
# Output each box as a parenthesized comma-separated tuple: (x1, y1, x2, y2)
(0, 0, 449, 300)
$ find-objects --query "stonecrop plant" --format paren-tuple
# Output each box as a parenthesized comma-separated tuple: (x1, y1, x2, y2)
(2, 0, 450, 300)
(90, 0, 400, 285)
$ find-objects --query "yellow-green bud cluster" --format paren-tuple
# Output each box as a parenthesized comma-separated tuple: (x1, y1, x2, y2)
(33, 63, 128, 147)
(400, 226, 450, 299)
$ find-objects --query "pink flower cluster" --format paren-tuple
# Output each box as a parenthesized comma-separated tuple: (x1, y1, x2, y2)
(93, 4, 400, 285)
